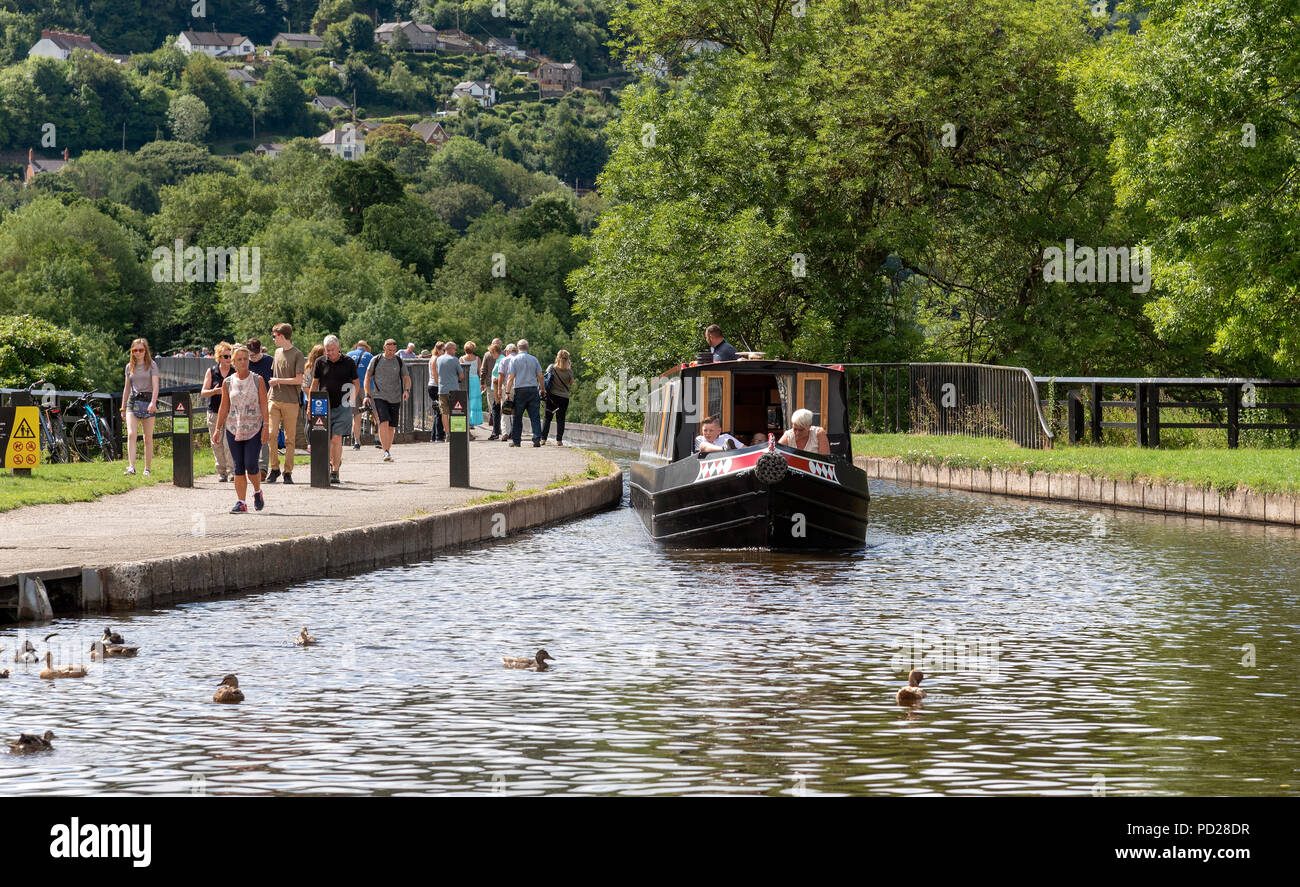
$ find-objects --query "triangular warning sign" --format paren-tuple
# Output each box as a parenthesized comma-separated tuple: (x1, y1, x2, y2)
(313, 416, 326, 427)
(454, 401, 463, 410)
(13, 417, 35, 439)
(175, 401, 187, 413)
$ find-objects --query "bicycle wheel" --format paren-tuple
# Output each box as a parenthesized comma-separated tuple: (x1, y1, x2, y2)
(70, 418, 111, 462)
(49, 424, 71, 463)
(97, 418, 119, 460)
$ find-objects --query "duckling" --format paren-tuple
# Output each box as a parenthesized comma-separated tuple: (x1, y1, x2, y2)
(502, 649, 554, 670)
(0, 650, 7, 678)
(39, 651, 87, 680)
(13, 639, 39, 664)
(896, 668, 927, 705)
(213, 674, 244, 704)
(89, 641, 139, 659)
(102, 627, 126, 645)
(293, 626, 317, 647)
(8, 731, 55, 754)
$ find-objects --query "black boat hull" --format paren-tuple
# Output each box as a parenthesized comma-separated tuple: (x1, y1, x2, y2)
(629, 446, 869, 549)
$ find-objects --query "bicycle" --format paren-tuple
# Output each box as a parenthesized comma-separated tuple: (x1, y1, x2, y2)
(63, 391, 118, 462)
(21, 379, 71, 464)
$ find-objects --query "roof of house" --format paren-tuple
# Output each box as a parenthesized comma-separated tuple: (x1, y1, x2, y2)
(318, 126, 363, 146)
(29, 157, 69, 174)
(410, 121, 447, 142)
(377, 21, 437, 34)
(453, 80, 492, 91)
(226, 69, 258, 83)
(272, 32, 323, 46)
(486, 36, 518, 47)
(36, 29, 108, 55)
(179, 30, 250, 47)
(313, 95, 351, 110)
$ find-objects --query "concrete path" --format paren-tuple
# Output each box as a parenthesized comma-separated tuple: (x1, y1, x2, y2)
(0, 438, 590, 575)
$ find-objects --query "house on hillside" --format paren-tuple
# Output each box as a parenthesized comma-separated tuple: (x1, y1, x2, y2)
(536, 60, 582, 95)
(24, 148, 71, 185)
(28, 29, 109, 60)
(410, 121, 449, 147)
(312, 95, 352, 114)
(436, 29, 479, 53)
(452, 80, 496, 108)
(176, 30, 253, 58)
(271, 32, 324, 51)
(318, 124, 365, 160)
(374, 21, 438, 51)
(226, 68, 258, 88)
(254, 143, 287, 158)
(485, 35, 525, 59)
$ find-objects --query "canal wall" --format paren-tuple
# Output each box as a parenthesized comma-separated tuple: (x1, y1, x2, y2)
(4, 468, 624, 619)
(550, 422, 641, 450)
(855, 456, 1300, 527)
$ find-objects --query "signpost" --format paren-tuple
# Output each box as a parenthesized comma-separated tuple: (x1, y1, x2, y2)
(172, 393, 193, 488)
(448, 389, 468, 488)
(309, 395, 330, 488)
(1, 405, 40, 477)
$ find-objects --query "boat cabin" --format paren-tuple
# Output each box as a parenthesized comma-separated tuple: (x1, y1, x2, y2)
(639, 360, 852, 465)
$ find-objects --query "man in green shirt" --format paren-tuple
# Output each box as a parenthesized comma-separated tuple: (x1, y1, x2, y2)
(266, 322, 306, 483)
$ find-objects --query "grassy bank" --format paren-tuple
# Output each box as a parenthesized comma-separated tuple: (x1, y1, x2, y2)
(0, 452, 217, 513)
(852, 434, 1300, 494)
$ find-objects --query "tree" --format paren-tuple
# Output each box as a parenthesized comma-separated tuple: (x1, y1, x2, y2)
(167, 94, 210, 143)
(0, 314, 88, 390)
(326, 156, 404, 234)
(257, 62, 310, 129)
(360, 199, 455, 279)
(1067, 0, 1300, 374)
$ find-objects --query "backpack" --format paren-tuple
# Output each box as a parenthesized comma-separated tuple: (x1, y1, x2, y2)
(543, 364, 554, 393)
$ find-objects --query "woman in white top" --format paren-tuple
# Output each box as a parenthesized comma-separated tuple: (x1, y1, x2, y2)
(779, 408, 830, 455)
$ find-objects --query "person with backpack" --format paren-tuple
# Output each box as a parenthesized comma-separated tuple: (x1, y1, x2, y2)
(201, 341, 236, 481)
(346, 340, 374, 450)
(538, 349, 575, 446)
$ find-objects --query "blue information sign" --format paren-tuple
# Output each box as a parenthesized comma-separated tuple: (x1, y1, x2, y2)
(310, 396, 329, 416)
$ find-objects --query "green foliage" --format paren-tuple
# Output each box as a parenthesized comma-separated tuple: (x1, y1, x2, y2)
(167, 93, 209, 143)
(326, 155, 404, 234)
(0, 313, 87, 390)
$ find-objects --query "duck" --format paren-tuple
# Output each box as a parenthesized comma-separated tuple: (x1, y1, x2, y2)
(293, 627, 317, 647)
(40, 651, 87, 680)
(8, 731, 55, 754)
(896, 668, 927, 705)
(102, 627, 126, 645)
(13, 638, 40, 664)
(502, 649, 554, 670)
(89, 641, 139, 659)
(213, 674, 244, 704)
(0, 649, 8, 678)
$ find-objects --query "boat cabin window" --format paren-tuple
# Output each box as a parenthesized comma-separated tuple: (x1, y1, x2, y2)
(797, 372, 828, 428)
(640, 377, 679, 463)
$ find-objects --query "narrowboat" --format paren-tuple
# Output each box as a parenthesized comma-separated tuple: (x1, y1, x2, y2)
(629, 358, 869, 548)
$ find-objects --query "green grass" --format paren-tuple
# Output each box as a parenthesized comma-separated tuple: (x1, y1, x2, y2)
(0, 452, 217, 513)
(852, 434, 1300, 495)
(462, 450, 619, 507)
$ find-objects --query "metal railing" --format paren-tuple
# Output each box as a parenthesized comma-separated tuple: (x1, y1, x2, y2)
(835, 363, 1055, 449)
(1036, 377, 1300, 448)
(1, 384, 203, 460)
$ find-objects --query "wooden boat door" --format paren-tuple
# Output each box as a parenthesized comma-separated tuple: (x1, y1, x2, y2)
(700, 370, 732, 429)
(796, 372, 829, 428)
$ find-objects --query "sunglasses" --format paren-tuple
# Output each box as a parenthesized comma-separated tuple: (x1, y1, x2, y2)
(131, 348, 145, 353)
(219, 355, 231, 359)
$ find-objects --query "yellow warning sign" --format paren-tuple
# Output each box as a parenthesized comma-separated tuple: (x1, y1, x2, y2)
(2, 406, 40, 468)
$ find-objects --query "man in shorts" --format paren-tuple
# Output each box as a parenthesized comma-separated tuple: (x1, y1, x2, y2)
(309, 335, 359, 485)
(435, 340, 465, 437)
(364, 338, 410, 462)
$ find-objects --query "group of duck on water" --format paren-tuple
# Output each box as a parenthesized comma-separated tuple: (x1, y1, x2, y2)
(7, 637, 926, 752)
(6, 628, 556, 753)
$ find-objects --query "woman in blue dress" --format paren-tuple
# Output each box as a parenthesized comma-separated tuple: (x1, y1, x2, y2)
(460, 341, 484, 429)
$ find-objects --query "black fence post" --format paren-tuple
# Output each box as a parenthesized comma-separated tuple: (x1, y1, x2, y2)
(1148, 385, 1161, 448)
(1227, 383, 1241, 449)
(1134, 383, 1147, 447)
(1067, 390, 1083, 444)
(1090, 383, 1103, 444)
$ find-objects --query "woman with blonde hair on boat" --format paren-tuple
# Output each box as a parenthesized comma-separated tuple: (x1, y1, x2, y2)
(779, 409, 830, 455)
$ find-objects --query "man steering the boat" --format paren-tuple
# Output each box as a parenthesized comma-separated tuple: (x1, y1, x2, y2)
(694, 415, 745, 453)
(704, 324, 739, 362)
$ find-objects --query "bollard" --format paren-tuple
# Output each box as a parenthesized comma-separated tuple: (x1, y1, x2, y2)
(172, 393, 193, 487)
(448, 389, 468, 488)
(309, 395, 331, 488)
(2, 392, 39, 477)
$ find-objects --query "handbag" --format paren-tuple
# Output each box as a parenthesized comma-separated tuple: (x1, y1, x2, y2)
(501, 397, 515, 415)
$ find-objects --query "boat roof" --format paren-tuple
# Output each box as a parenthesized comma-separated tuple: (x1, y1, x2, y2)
(657, 359, 844, 379)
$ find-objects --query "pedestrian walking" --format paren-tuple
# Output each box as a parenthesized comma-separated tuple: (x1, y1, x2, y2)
(505, 340, 545, 447)
(309, 335, 360, 484)
(428, 342, 445, 442)
(302, 344, 325, 455)
(245, 337, 274, 479)
(435, 341, 466, 438)
(201, 341, 236, 481)
(363, 338, 411, 462)
(480, 341, 501, 437)
(493, 342, 516, 441)
(346, 341, 374, 450)
(539, 349, 575, 446)
(119, 337, 160, 476)
(265, 323, 305, 484)
(460, 341, 482, 438)
(213, 345, 269, 513)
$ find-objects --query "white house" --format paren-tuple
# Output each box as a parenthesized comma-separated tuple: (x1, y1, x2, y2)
(485, 36, 525, 59)
(176, 30, 253, 57)
(452, 80, 496, 107)
(254, 142, 287, 158)
(28, 30, 108, 60)
(318, 124, 365, 160)
(270, 32, 323, 51)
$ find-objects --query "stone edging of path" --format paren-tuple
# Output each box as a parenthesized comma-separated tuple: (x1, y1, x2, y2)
(855, 456, 1300, 527)
(61, 469, 624, 615)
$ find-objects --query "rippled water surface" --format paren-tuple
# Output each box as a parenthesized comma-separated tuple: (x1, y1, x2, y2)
(3, 470, 1298, 796)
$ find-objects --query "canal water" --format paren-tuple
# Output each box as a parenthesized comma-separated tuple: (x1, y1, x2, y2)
(2, 470, 1297, 796)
